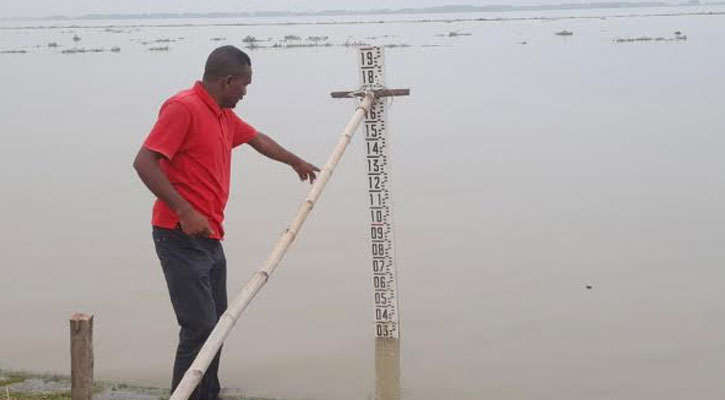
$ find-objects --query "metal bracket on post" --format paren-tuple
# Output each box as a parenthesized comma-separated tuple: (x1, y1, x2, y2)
(330, 89, 411, 99)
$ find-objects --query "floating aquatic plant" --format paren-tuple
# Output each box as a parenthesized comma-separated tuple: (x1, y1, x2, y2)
(62, 48, 105, 54)
(614, 34, 688, 43)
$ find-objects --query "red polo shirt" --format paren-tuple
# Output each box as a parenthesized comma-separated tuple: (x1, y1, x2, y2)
(143, 81, 258, 239)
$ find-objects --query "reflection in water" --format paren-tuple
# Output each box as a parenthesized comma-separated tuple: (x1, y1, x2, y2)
(375, 337, 400, 400)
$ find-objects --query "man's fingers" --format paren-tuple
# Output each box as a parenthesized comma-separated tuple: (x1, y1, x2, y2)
(293, 162, 319, 183)
(194, 226, 212, 238)
(306, 163, 319, 183)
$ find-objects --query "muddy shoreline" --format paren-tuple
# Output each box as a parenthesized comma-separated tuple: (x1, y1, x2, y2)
(0, 370, 274, 400)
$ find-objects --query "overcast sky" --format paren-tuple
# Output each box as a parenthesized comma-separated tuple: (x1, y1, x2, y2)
(1, 0, 607, 18)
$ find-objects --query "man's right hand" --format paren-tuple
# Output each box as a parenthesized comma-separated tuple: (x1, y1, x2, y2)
(178, 206, 214, 237)
(134, 148, 215, 237)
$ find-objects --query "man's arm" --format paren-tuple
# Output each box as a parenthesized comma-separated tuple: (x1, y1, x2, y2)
(248, 132, 320, 183)
(133, 147, 214, 237)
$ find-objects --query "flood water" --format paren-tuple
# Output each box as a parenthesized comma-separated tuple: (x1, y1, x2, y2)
(1, 6, 725, 400)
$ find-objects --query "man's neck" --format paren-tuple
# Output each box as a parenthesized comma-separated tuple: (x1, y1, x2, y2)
(200, 80, 224, 108)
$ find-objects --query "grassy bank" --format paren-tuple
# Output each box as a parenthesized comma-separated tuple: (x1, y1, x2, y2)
(0, 370, 274, 400)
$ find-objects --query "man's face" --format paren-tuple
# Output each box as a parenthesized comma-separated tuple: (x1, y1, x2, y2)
(220, 64, 252, 108)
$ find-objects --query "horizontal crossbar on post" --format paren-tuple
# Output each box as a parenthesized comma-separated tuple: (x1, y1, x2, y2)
(330, 89, 410, 99)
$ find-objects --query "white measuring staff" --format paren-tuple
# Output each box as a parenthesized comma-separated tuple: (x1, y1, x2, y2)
(359, 46, 400, 339)
(331, 48, 409, 400)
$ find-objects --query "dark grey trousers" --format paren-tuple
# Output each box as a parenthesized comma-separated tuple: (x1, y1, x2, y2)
(153, 226, 227, 400)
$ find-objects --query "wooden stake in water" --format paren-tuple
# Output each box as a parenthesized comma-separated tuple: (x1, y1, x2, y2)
(70, 313, 94, 400)
(334, 46, 410, 400)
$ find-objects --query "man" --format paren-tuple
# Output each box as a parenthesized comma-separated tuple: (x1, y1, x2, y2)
(133, 45, 319, 400)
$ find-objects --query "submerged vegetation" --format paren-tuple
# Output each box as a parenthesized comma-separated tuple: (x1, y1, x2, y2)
(61, 47, 105, 54)
(0, 13, 699, 55)
(242, 34, 367, 50)
(5, 391, 71, 400)
(342, 39, 371, 47)
(307, 36, 328, 42)
(0, 373, 26, 387)
(437, 31, 472, 37)
(140, 38, 176, 45)
(614, 31, 688, 43)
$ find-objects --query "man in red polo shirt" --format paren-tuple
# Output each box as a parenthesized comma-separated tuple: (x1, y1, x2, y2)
(133, 45, 319, 400)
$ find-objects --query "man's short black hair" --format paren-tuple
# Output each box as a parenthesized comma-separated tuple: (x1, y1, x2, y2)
(203, 45, 251, 81)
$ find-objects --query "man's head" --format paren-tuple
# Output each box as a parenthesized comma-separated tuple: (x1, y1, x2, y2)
(202, 45, 252, 109)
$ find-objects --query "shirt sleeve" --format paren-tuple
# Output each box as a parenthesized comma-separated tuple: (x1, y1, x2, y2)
(232, 114, 258, 148)
(143, 101, 191, 160)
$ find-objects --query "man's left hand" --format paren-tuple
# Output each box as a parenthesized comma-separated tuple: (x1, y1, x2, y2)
(292, 160, 321, 184)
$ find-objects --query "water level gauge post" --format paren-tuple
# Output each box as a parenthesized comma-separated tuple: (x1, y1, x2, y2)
(331, 46, 410, 400)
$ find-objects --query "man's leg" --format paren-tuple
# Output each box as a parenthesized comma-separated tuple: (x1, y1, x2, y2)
(199, 242, 227, 400)
(153, 227, 219, 400)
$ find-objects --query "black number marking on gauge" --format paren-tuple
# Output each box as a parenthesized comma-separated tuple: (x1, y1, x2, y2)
(372, 258, 386, 273)
(364, 122, 380, 138)
(369, 192, 384, 207)
(359, 47, 386, 89)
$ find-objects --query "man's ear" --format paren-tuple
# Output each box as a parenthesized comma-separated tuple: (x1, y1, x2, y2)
(221, 75, 234, 88)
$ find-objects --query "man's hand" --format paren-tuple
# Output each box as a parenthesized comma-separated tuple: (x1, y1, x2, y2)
(178, 206, 214, 237)
(292, 159, 321, 184)
(134, 147, 216, 236)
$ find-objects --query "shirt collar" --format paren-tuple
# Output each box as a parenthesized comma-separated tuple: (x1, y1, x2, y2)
(193, 81, 223, 117)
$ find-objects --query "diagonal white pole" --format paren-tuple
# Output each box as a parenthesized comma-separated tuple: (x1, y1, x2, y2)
(169, 92, 375, 400)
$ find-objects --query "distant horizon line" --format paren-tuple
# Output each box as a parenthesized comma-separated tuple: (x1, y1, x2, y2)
(2, 0, 723, 21)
